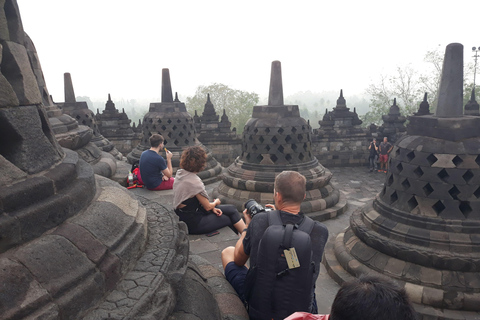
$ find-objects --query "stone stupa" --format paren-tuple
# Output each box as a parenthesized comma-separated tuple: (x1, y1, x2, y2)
(213, 61, 346, 221)
(127, 68, 222, 184)
(57, 73, 123, 161)
(325, 43, 480, 319)
(193, 94, 242, 167)
(313, 90, 370, 167)
(375, 97, 407, 143)
(0, 1, 157, 318)
(95, 94, 139, 155)
(23, 34, 119, 178)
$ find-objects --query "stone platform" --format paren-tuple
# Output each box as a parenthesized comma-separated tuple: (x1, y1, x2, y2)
(84, 166, 384, 318)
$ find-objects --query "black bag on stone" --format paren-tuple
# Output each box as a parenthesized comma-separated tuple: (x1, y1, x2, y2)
(245, 210, 315, 320)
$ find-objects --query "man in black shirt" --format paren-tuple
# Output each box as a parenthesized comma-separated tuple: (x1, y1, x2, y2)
(368, 138, 379, 172)
(221, 171, 329, 318)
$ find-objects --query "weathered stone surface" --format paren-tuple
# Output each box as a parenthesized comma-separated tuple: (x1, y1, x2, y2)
(0, 105, 62, 174)
(170, 267, 222, 320)
(0, 258, 50, 319)
(0, 43, 19, 107)
(0, 153, 26, 185)
(1, 40, 41, 105)
(14, 235, 97, 295)
(0, 176, 53, 212)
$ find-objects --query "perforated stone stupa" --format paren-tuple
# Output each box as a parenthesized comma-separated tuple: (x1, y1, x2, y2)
(213, 61, 346, 220)
(127, 68, 222, 184)
(325, 43, 480, 319)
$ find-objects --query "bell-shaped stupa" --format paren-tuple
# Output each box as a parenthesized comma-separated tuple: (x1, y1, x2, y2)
(325, 43, 480, 319)
(0, 2, 151, 318)
(127, 69, 222, 184)
(213, 61, 346, 220)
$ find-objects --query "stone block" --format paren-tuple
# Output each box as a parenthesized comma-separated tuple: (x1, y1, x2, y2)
(0, 257, 50, 319)
(0, 106, 62, 174)
(44, 162, 77, 191)
(54, 272, 106, 319)
(421, 286, 444, 308)
(13, 235, 96, 296)
(0, 61, 19, 107)
(384, 257, 406, 277)
(72, 201, 136, 249)
(0, 154, 26, 187)
(0, 176, 53, 213)
(53, 222, 107, 264)
(15, 192, 79, 244)
(1, 41, 41, 105)
(404, 282, 424, 304)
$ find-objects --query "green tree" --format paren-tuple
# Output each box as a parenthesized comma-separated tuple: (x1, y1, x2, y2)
(186, 83, 259, 134)
(362, 65, 422, 126)
(362, 49, 444, 126)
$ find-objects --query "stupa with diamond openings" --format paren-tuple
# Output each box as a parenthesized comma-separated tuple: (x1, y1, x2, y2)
(213, 61, 346, 220)
(127, 69, 222, 184)
(324, 43, 480, 319)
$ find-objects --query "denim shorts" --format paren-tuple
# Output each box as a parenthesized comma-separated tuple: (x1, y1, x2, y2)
(224, 261, 248, 301)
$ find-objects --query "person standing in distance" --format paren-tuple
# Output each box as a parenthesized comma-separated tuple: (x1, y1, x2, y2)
(378, 137, 393, 173)
(368, 137, 379, 172)
(138, 133, 174, 190)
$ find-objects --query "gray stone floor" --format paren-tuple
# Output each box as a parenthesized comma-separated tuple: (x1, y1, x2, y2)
(129, 166, 386, 315)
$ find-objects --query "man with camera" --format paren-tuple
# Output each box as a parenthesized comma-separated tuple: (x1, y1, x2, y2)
(221, 171, 329, 320)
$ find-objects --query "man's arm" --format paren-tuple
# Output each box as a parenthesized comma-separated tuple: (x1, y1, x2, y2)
(162, 150, 173, 178)
(234, 210, 251, 266)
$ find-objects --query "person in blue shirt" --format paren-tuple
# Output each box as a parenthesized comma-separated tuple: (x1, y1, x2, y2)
(138, 134, 174, 190)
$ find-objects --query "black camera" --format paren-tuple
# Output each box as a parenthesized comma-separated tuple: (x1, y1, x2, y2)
(244, 199, 272, 218)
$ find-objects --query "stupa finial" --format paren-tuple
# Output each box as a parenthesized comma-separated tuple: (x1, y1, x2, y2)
(268, 60, 284, 106)
(64, 73, 76, 103)
(161, 68, 174, 103)
(435, 43, 464, 117)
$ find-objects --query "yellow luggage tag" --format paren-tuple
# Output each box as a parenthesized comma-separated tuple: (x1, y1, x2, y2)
(284, 247, 300, 269)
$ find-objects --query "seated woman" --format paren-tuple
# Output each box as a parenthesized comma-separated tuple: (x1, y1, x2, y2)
(173, 146, 246, 235)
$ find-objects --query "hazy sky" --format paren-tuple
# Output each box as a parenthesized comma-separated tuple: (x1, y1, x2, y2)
(16, 0, 480, 103)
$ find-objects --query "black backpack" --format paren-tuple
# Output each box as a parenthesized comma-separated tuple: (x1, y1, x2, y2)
(245, 211, 316, 320)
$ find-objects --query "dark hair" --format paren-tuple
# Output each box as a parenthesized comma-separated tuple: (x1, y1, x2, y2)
(330, 275, 417, 320)
(149, 134, 164, 148)
(180, 146, 207, 173)
(274, 171, 306, 204)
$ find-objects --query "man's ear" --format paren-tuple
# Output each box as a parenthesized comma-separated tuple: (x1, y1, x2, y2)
(275, 191, 283, 205)
(303, 193, 306, 200)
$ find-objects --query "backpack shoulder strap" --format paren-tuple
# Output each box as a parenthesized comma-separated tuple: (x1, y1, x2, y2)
(267, 210, 283, 226)
(297, 216, 315, 235)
